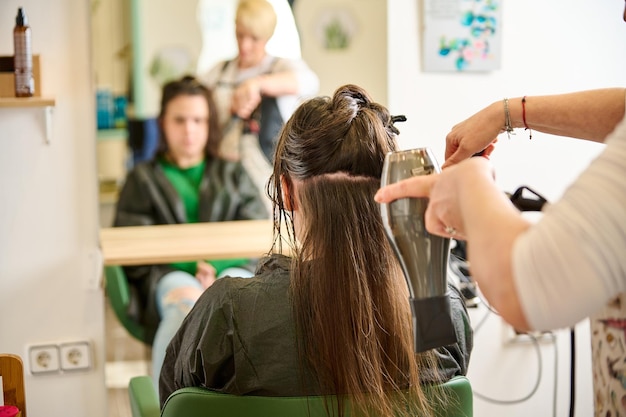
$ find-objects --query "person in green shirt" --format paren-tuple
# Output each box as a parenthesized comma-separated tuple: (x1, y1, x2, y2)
(114, 75, 268, 388)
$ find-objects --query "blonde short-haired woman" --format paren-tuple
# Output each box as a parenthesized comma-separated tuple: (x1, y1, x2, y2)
(200, 0, 319, 209)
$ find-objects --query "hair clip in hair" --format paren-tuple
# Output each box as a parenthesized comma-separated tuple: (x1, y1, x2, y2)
(388, 115, 407, 135)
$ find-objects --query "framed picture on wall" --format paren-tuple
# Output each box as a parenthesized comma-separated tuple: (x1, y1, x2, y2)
(422, 0, 502, 72)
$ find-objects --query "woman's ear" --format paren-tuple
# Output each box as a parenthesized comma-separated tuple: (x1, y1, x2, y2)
(280, 175, 298, 211)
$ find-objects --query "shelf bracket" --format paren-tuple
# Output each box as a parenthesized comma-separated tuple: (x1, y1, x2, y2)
(44, 105, 54, 144)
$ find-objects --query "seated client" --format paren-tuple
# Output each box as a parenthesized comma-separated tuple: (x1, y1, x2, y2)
(160, 84, 473, 417)
(113, 75, 268, 386)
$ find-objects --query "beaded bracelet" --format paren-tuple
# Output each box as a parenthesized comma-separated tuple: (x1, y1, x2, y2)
(503, 98, 515, 139)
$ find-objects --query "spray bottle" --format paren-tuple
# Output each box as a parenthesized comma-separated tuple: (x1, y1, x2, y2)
(13, 7, 34, 97)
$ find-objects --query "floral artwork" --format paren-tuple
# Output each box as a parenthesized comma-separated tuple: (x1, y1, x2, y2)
(423, 0, 502, 72)
(314, 8, 357, 51)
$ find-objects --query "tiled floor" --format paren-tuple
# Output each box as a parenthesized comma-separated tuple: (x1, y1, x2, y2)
(104, 293, 152, 417)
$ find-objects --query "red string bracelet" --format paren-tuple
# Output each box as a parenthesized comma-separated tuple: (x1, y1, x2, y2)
(521, 96, 533, 140)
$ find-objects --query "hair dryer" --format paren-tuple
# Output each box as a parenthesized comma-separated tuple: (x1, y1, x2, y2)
(380, 148, 458, 352)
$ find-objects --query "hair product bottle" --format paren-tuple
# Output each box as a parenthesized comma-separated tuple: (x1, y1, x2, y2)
(13, 7, 34, 97)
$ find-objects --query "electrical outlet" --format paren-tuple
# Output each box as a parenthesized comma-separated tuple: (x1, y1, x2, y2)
(28, 344, 60, 374)
(59, 341, 91, 371)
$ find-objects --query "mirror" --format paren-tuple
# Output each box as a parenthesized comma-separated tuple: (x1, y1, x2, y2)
(91, 0, 388, 410)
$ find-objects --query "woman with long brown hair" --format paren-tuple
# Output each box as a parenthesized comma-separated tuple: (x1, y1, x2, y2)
(160, 84, 472, 416)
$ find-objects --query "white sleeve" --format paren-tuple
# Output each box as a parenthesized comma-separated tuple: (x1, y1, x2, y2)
(273, 58, 320, 97)
(199, 60, 228, 88)
(512, 117, 626, 331)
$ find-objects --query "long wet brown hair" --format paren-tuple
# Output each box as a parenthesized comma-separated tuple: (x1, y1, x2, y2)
(268, 84, 441, 417)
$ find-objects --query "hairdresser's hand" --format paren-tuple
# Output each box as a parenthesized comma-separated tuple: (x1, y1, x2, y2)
(196, 261, 217, 290)
(375, 171, 465, 240)
(443, 101, 503, 168)
(375, 158, 495, 239)
(231, 77, 263, 120)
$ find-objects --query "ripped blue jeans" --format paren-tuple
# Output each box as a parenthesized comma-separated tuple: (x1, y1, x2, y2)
(152, 267, 254, 390)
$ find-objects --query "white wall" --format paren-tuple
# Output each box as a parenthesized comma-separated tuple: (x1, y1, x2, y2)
(386, 1, 626, 416)
(0, 1, 106, 416)
(294, 0, 388, 104)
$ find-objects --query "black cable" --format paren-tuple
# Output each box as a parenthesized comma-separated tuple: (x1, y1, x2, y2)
(569, 328, 576, 417)
(553, 334, 559, 417)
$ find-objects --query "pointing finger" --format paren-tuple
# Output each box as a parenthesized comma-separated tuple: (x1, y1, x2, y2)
(374, 175, 436, 203)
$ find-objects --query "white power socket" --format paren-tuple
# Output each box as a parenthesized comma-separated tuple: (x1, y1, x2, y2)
(28, 344, 60, 374)
(59, 341, 92, 371)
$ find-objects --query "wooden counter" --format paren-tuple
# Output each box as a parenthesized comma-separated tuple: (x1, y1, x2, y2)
(100, 219, 276, 266)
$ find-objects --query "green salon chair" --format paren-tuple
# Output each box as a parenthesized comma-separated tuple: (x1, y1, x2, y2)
(104, 265, 148, 344)
(128, 374, 473, 417)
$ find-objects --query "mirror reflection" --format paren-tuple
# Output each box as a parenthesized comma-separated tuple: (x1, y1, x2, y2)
(92, 0, 387, 410)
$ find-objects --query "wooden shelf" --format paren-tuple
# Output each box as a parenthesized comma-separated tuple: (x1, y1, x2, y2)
(0, 96, 55, 108)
